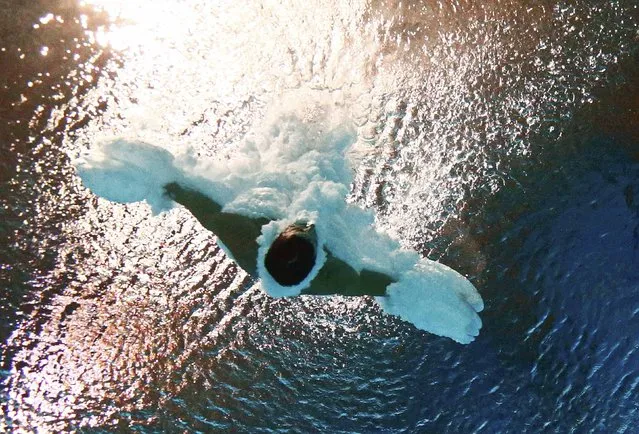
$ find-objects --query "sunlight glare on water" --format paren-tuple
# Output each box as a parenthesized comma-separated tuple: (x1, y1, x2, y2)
(80, 0, 199, 50)
(2, 0, 639, 431)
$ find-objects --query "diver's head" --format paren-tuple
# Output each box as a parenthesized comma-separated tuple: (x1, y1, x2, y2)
(265, 223, 317, 286)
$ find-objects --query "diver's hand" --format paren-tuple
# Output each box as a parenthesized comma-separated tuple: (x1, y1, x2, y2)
(359, 269, 396, 296)
(163, 182, 223, 214)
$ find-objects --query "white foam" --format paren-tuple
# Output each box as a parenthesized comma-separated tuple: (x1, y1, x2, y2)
(73, 93, 484, 343)
(376, 259, 484, 344)
(74, 139, 182, 214)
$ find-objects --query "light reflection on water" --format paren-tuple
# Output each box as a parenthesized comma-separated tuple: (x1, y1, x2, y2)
(1, 0, 638, 432)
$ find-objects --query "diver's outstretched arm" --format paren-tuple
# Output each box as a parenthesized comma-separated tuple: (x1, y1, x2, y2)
(164, 182, 270, 276)
(303, 252, 396, 297)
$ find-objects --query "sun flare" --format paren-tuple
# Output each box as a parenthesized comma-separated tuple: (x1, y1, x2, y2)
(79, 0, 200, 51)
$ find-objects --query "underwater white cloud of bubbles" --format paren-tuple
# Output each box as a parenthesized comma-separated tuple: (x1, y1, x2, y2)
(74, 86, 484, 342)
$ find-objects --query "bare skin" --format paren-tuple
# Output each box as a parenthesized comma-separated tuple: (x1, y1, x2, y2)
(164, 182, 395, 296)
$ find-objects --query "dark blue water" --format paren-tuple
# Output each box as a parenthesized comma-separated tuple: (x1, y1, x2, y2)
(2, 1, 639, 432)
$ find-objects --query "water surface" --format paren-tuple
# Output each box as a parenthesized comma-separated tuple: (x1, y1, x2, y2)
(1, 0, 638, 432)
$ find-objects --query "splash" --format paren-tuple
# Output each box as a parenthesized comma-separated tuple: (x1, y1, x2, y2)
(75, 91, 483, 343)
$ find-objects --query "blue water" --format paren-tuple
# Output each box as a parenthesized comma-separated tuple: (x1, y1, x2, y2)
(1, 1, 639, 432)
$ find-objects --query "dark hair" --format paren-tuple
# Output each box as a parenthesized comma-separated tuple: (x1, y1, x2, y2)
(265, 224, 317, 286)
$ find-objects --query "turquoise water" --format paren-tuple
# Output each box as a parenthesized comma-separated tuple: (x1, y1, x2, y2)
(1, 1, 638, 432)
